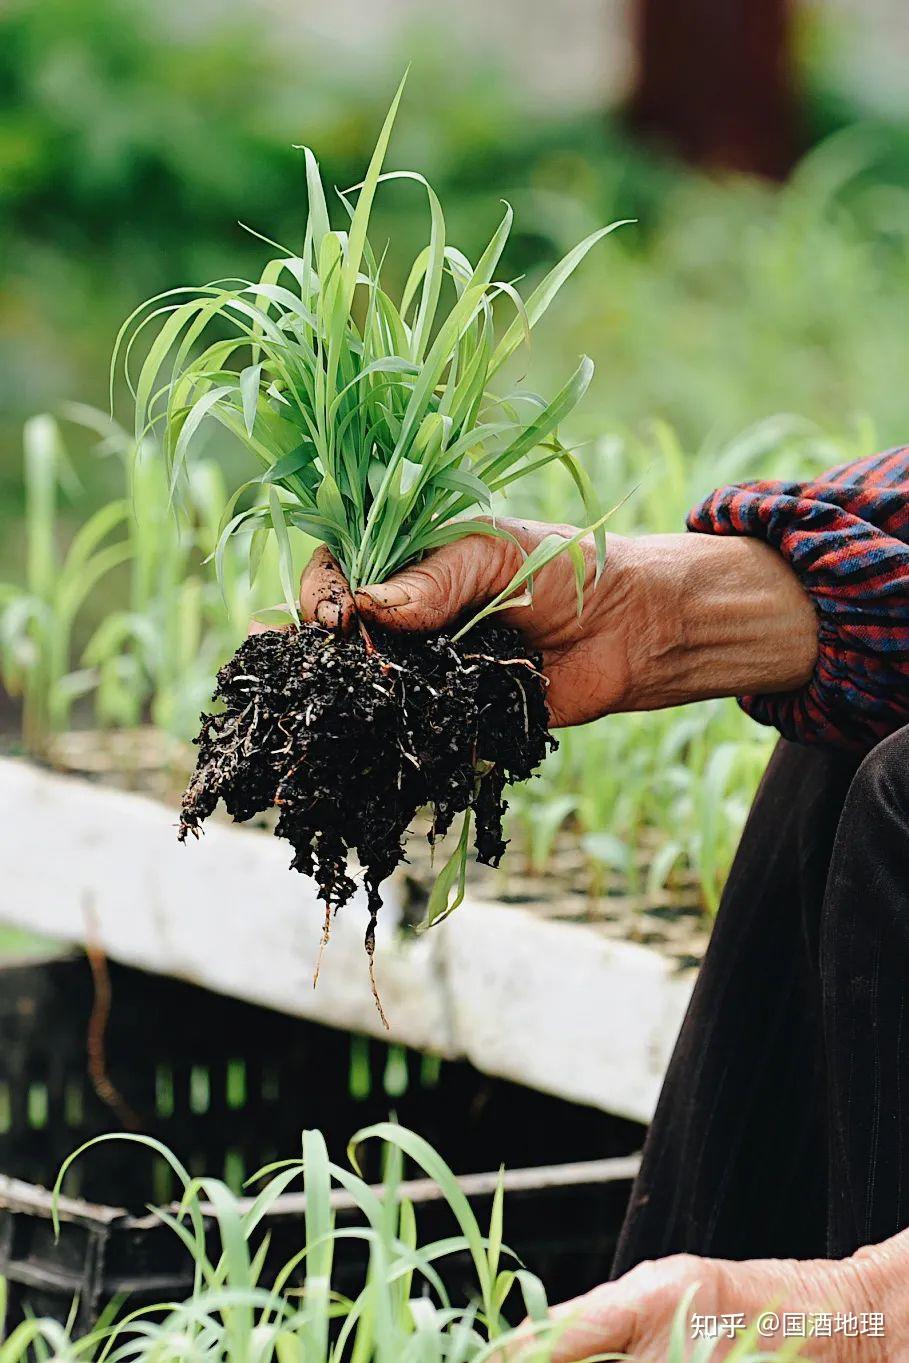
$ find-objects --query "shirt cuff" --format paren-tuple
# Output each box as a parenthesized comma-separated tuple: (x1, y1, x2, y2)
(687, 481, 909, 750)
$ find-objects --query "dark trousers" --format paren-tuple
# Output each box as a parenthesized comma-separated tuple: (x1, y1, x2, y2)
(613, 725, 909, 1273)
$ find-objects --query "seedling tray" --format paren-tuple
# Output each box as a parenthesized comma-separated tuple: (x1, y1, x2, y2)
(0, 955, 642, 1331)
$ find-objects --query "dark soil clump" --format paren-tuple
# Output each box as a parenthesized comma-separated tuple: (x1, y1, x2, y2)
(179, 621, 554, 988)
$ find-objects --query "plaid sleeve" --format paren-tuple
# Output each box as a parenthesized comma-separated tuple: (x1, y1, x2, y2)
(687, 446, 909, 750)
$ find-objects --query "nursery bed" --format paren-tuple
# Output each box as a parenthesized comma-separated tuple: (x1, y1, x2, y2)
(47, 728, 711, 967)
(0, 752, 695, 1124)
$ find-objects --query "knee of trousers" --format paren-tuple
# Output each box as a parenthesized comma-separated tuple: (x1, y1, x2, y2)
(818, 725, 909, 969)
(844, 724, 909, 824)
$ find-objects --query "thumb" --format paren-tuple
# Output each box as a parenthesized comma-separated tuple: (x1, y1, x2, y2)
(354, 537, 516, 634)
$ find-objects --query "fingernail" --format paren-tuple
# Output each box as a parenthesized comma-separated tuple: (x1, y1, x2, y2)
(316, 600, 340, 629)
(358, 581, 411, 609)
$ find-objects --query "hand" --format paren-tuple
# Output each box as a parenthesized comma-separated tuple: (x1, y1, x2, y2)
(299, 521, 817, 728)
(300, 520, 636, 726)
(531, 1239, 903, 1362)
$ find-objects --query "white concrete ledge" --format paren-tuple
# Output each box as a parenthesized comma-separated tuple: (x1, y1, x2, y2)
(0, 757, 693, 1124)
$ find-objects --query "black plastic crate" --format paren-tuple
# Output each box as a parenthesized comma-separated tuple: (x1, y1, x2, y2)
(0, 954, 643, 1332)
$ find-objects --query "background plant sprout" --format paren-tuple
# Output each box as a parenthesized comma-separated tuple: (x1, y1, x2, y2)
(0, 1122, 812, 1362)
(0, 409, 268, 756)
(116, 75, 630, 632)
(0, 416, 131, 753)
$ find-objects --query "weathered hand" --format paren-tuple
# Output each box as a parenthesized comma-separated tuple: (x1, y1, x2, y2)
(298, 520, 636, 727)
(533, 1241, 899, 1363)
(299, 521, 817, 729)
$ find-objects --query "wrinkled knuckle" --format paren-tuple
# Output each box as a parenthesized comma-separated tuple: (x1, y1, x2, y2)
(664, 1253, 707, 1289)
(621, 1257, 667, 1293)
(406, 560, 452, 608)
(627, 1253, 714, 1310)
(426, 557, 455, 594)
(433, 553, 468, 607)
(840, 1247, 879, 1310)
(700, 1256, 736, 1297)
(476, 535, 520, 596)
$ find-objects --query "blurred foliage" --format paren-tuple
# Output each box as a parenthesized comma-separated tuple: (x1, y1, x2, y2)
(4, 0, 909, 906)
(5, 0, 909, 551)
(0, 0, 665, 480)
(535, 128, 909, 451)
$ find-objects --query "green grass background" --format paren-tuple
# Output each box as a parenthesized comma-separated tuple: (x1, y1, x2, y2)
(3, 0, 909, 910)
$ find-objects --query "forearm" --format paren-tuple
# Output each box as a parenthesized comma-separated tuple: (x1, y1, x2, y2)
(607, 533, 818, 712)
(687, 457, 909, 748)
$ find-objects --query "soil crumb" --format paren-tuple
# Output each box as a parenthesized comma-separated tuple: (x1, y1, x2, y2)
(179, 620, 554, 952)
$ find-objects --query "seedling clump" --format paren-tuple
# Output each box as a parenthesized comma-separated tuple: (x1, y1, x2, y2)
(181, 622, 551, 1011)
(120, 76, 624, 993)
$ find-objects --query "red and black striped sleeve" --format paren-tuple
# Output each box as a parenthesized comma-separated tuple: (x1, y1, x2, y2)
(687, 447, 909, 750)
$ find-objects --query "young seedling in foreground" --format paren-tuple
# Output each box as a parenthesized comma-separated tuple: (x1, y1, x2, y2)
(119, 77, 626, 1013)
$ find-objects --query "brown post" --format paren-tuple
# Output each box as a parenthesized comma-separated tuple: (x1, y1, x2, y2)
(629, 0, 799, 179)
